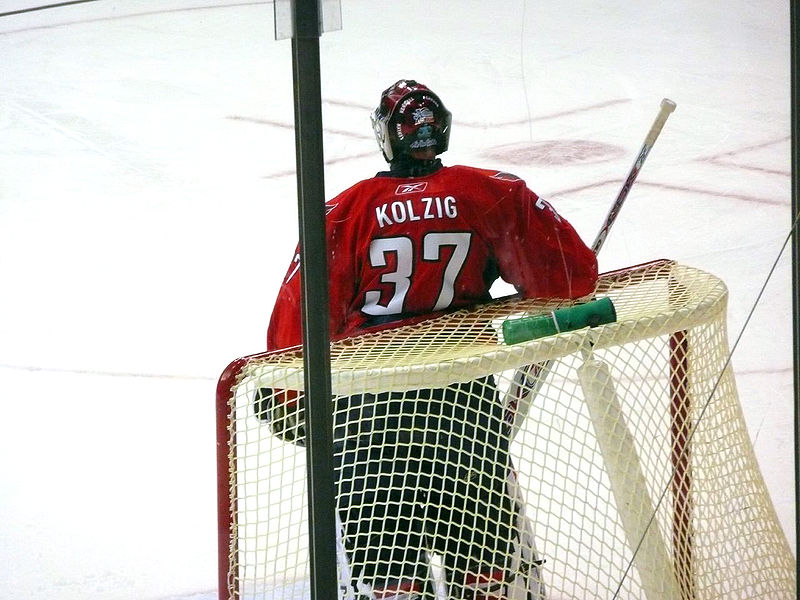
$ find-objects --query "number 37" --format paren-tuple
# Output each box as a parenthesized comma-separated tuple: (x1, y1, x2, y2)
(361, 232, 472, 316)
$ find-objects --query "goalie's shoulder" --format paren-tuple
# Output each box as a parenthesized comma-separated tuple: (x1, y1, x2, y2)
(323, 176, 382, 220)
(448, 164, 527, 185)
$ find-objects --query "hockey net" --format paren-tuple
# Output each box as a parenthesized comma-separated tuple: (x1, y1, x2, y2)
(216, 259, 795, 599)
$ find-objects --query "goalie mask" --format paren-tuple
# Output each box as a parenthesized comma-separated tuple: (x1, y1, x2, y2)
(371, 79, 452, 163)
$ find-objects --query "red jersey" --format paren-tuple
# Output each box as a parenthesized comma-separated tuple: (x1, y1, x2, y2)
(267, 165, 598, 351)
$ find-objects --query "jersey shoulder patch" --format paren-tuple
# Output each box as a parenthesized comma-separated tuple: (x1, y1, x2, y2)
(491, 171, 522, 182)
(447, 164, 521, 182)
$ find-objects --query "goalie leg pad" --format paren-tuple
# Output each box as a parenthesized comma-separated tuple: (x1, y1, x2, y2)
(355, 576, 434, 600)
(458, 568, 507, 599)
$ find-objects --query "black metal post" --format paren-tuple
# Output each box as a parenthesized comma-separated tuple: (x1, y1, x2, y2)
(791, 0, 799, 590)
(789, 0, 800, 597)
(290, 1, 338, 598)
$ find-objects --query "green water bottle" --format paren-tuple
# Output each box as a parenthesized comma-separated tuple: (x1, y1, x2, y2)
(502, 297, 617, 345)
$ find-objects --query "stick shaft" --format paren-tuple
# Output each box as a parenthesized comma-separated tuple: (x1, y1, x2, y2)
(591, 98, 676, 254)
(505, 98, 677, 435)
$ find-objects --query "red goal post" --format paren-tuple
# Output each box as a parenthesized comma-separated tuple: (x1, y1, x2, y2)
(216, 259, 795, 599)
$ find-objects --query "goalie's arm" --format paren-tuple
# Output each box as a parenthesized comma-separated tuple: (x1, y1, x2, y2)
(492, 183, 598, 300)
(254, 387, 306, 445)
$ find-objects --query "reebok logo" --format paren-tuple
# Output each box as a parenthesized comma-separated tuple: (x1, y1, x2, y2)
(395, 182, 427, 195)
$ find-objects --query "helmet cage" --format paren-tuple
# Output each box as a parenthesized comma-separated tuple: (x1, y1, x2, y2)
(371, 80, 452, 162)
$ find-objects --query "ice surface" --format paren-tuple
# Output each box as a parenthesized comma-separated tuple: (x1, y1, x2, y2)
(0, 1, 793, 598)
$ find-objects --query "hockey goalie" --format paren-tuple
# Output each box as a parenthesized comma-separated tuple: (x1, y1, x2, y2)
(259, 79, 597, 599)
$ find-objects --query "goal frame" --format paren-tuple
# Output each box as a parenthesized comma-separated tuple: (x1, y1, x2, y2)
(214, 259, 793, 599)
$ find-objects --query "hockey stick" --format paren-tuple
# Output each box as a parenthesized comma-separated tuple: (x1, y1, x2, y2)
(578, 359, 682, 600)
(501, 99, 677, 600)
(590, 98, 677, 254)
(504, 98, 677, 437)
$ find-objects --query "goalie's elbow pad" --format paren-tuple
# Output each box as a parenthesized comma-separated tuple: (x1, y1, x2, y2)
(253, 388, 306, 445)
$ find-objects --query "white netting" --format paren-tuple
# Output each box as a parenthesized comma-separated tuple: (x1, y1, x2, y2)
(217, 260, 795, 599)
